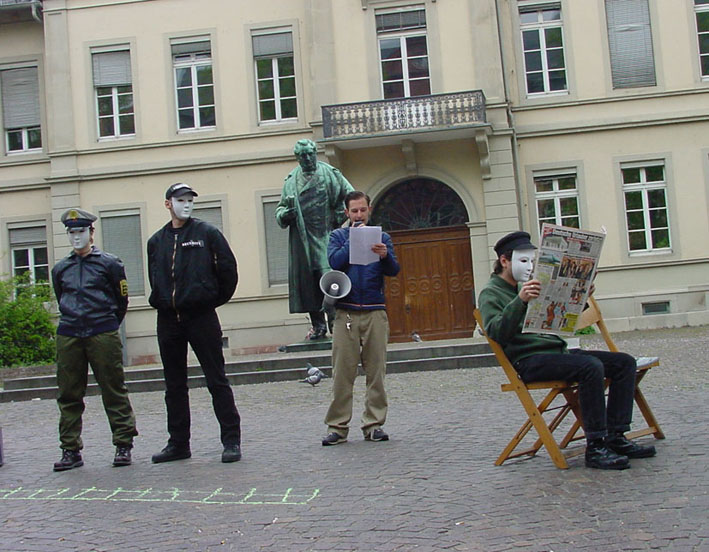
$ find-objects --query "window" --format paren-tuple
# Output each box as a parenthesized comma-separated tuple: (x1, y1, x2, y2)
(695, 0, 709, 78)
(172, 40, 215, 131)
(534, 173, 580, 232)
(252, 31, 297, 123)
(193, 202, 223, 232)
(100, 211, 145, 295)
(262, 200, 288, 286)
(519, 3, 567, 95)
(9, 225, 48, 283)
(605, 0, 656, 88)
(92, 50, 135, 139)
(376, 7, 430, 98)
(1, 67, 42, 153)
(621, 164, 670, 252)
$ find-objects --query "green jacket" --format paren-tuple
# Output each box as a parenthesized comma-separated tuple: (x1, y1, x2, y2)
(478, 274, 567, 365)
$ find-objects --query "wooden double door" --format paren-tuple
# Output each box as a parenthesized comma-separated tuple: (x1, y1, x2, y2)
(385, 225, 475, 343)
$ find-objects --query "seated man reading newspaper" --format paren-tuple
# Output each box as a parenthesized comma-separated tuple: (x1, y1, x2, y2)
(478, 230, 656, 470)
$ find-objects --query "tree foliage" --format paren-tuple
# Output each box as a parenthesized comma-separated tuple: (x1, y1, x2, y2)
(0, 274, 56, 368)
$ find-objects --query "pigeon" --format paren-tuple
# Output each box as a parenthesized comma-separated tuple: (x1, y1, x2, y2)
(306, 363, 330, 379)
(410, 332, 422, 342)
(301, 373, 322, 386)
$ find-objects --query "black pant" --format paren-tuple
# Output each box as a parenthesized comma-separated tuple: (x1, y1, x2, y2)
(157, 309, 241, 447)
(515, 349, 636, 441)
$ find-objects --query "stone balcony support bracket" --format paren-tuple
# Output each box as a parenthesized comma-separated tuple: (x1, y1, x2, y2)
(475, 127, 491, 181)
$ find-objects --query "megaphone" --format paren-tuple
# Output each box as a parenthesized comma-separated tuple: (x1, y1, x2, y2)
(319, 270, 352, 307)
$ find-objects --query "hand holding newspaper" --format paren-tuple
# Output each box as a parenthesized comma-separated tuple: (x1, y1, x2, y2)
(522, 223, 605, 336)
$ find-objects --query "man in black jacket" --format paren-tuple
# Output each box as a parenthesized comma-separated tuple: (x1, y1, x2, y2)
(147, 183, 242, 464)
(51, 208, 137, 471)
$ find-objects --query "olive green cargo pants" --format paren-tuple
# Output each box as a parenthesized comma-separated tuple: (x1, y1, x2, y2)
(56, 331, 138, 451)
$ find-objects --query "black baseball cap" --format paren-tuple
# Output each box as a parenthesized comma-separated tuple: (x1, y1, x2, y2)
(165, 182, 199, 200)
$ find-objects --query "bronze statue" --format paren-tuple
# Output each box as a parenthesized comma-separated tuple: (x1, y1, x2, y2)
(276, 139, 354, 339)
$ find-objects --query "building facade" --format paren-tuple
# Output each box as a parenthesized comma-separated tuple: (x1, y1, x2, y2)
(0, 0, 707, 365)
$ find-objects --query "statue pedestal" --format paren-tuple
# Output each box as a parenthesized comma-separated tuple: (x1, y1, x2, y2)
(278, 338, 332, 354)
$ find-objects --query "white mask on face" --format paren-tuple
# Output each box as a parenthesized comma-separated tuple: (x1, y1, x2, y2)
(511, 248, 535, 282)
(67, 227, 91, 251)
(171, 196, 194, 221)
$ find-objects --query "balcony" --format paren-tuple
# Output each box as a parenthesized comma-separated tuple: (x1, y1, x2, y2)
(321, 90, 486, 147)
(0, 0, 42, 24)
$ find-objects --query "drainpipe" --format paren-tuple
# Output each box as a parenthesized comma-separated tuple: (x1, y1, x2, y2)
(494, 0, 528, 232)
(31, 1, 43, 23)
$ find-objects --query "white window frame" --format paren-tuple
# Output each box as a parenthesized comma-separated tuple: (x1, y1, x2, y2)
(376, 7, 431, 99)
(92, 49, 135, 140)
(258, 194, 289, 289)
(9, 225, 49, 285)
(519, 2, 568, 97)
(1, 66, 42, 154)
(172, 42, 215, 132)
(95, 85, 135, 139)
(621, 162, 671, 254)
(252, 30, 297, 124)
(533, 172, 580, 233)
(695, 0, 709, 79)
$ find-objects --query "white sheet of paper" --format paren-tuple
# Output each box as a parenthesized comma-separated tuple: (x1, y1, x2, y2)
(349, 225, 382, 265)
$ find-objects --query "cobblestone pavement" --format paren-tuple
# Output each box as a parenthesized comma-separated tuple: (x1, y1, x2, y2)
(0, 326, 707, 552)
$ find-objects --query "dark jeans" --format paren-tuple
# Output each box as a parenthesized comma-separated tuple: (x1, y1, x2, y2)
(157, 309, 241, 447)
(515, 349, 636, 441)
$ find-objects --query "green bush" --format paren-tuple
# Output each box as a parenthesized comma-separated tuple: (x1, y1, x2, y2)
(0, 274, 56, 368)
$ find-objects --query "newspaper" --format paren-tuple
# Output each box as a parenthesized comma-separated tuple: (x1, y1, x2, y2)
(522, 223, 605, 336)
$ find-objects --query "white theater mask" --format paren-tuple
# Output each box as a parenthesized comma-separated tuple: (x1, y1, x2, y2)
(67, 227, 91, 251)
(171, 196, 194, 221)
(511, 248, 535, 282)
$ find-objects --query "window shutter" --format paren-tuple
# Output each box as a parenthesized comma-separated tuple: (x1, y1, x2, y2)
(605, 0, 656, 88)
(252, 32, 293, 57)
(92, 51, 132, 87)
(9, 226, 46, 246)
(1, 67, 41, 128)
(171, 41, 211, 56)
(193, 206, 223, 232)
(100, 213, 145, 296)
(262, 201, 288, 286)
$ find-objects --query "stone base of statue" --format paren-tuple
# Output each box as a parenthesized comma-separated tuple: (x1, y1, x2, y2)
(278, 337, 332, 354)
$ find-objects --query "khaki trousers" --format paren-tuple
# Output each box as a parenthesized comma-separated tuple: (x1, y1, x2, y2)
(324, 309, 389, 438)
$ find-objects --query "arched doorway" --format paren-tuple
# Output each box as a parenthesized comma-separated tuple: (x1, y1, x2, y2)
(372, 178, 475, 343)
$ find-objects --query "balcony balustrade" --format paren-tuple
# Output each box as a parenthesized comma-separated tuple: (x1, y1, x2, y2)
(322, 90, 486, 140)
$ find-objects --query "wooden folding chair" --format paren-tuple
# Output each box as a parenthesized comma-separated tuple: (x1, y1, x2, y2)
(473, 309, 583, 469)
(475, 298, 665, 469)
(575, 296, 665, 442)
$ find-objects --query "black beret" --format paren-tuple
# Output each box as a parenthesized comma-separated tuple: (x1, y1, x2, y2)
(493, 231, 536, 256)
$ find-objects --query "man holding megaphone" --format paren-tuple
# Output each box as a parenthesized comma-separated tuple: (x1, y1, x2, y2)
(321, 191, 400, 446)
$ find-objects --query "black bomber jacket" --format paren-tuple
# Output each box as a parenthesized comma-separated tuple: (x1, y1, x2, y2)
(51, 247, 129, 338)
(147, 217, 238, 318)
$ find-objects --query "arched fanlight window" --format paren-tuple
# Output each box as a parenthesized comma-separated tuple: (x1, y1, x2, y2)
(371, 178, 468, 231)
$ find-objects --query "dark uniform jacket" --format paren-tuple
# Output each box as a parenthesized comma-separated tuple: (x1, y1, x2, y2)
(147, 217, 238, 318)
(51, 247, 129, 338)
(327, 226, 400, 311)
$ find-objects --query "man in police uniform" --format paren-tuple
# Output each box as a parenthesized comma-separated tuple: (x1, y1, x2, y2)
(51, 208, 138, 471)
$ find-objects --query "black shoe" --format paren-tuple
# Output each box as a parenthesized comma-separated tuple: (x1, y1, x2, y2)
(53, 450, 83, 472)
(365, 428, 389, 442)
(151, 444, 191, 464)
(585, 443, 630, 470)
(605, 434, 657, 459)
(322, 432, 347, 446)
(113, 445, 132, 467)
(222, 443, 242, 463)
